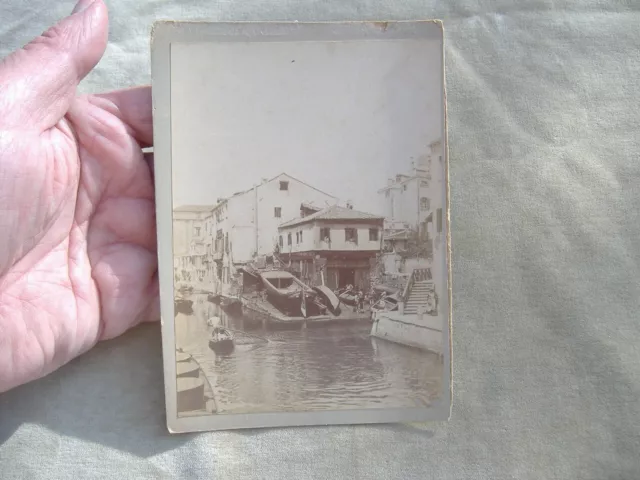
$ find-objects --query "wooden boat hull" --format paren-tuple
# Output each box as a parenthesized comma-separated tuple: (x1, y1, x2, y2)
(207, 293, 221, 304)
(208, 338, 235, 355)
(312, 285, 341, 315)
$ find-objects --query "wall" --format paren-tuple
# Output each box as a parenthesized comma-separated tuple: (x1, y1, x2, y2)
(255, 174, 337, 257)
(382, 252, 403, 274)
(381, 176, 433, 230)
(278, 222, 316, 254)
(173, 210, 211, 256)
(173, 220, 192, 257)
(279, 221, 382, 253)
(404, 257, 431, 273)
(370, 312, 443, 355)
(218, 173, 337, 264)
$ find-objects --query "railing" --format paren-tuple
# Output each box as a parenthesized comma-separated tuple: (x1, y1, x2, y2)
(400, 274, 414, 305)
(413, 268, 432, 282)
(399, 267, 433, 305)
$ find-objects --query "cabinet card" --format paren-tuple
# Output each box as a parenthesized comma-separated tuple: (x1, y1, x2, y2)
(151, 20, 452, 432)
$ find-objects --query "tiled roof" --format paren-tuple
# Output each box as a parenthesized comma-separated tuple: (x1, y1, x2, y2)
(279, 205, 384, 229)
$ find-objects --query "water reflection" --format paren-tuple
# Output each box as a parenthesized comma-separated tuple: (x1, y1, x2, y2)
(175, 293, 442, 414)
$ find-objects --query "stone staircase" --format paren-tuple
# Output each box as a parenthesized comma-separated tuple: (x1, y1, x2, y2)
(403, 280, 434, 315)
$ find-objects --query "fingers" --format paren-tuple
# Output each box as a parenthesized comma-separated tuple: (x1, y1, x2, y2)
(0, 0, 108, 131)
(92, 86, 153, 148)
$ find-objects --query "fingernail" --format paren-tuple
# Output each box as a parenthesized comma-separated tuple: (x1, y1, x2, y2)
(72, 0, 96, 14)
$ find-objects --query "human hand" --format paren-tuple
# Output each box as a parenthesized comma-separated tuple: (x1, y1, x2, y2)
(0, 0, 159, 393)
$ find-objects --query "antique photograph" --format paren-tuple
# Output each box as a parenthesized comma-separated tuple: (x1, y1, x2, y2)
(152, 21, 451, 431)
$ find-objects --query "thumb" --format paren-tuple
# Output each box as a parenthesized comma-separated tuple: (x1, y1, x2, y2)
(0, 0, 108, 131)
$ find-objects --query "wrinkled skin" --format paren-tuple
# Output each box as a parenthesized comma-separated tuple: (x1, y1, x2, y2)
(0, 0, 159, 393)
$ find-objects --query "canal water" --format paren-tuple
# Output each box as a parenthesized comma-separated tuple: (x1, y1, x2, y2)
(175, 293, 443, 414)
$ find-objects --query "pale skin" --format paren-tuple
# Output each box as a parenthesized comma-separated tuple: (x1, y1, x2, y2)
(0, 0, 159, 393)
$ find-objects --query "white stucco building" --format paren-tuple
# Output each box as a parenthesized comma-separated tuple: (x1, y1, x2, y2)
(277, 205, 384, 291)
(378, 139, 444, 257)
(173, 173, 339, 293)
(173, 206, 216, 288)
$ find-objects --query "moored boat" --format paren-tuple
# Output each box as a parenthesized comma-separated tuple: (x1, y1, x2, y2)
(336, 286, 358, 306)
(258, 270, 333, 317)
(207, 293, 221, 304)
(371, 292, 399, 313)
(312, 285, 341, 315)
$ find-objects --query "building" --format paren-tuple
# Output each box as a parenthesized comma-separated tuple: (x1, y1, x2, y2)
(277, 205, 384, 291)
(424, 139, 445, 257)
(370, 139, 446, 354)
(173, 205, 216, 288)
(173, 173, 339, 294)
(378, 139, 444, 257)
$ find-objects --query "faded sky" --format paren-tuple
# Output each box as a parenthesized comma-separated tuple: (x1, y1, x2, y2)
(170, 38, 443, 214)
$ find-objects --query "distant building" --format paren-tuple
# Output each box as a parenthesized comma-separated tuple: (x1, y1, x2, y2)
(424, 139, 445, 256)
(173, 206, 216, 287)
(378, 139, 444, 257)
(383, 229, 412, 253)
(277, 205, 384, 291)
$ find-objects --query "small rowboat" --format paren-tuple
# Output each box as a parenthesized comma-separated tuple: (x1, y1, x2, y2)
(337, 287, 358, 306)
(175, 297, 194, 316)
(208, 326, 235, 355)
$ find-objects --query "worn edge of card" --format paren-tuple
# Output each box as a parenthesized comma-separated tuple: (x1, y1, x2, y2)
(150, 19, 452, 433)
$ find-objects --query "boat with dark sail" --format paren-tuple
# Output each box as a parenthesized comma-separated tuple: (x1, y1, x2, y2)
(208, 326, 235, 355)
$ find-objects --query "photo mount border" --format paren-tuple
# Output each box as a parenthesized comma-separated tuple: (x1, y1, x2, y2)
(150, 20, 452, 433)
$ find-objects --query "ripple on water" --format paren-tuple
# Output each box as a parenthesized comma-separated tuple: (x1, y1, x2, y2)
(176, 294, 443, 414)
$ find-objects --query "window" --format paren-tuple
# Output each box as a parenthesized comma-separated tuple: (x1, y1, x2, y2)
(287, 233, 292, 245)
(215, 229, 223, 252)
(320, 227, 331, 242)
(279, 181, 289, 191)
(274, 207, 282, 218)
(403, 184, 407, 191)
(436, 208, 443, 233)
(296, 232, 300, 243)
(345, 228, 358, 243)
(224, 233, 229, 252)
(420, 197, 430, 211)
(279, 235, 283, 247)
(369, 228, 379, 242)
(194, 226, 201, 236)
(300, 230, 303, 243)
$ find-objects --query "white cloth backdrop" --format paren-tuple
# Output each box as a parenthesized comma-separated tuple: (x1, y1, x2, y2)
(1, 1, 639, 479)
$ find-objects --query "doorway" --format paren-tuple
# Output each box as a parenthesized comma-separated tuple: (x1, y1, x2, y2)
(338, 268, 356, 288)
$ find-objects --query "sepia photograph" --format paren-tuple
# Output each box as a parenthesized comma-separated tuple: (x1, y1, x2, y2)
(151, 21, 451, 431)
